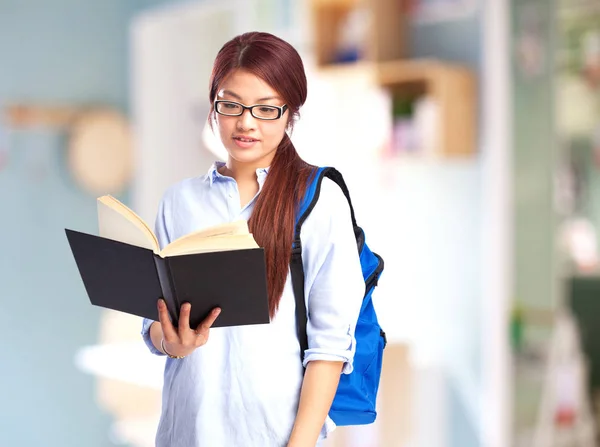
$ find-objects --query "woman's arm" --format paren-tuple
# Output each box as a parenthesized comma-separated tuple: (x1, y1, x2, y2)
(287, 360, 344, 447)
(287, 179, 364, 445)
(149, 320, 165, 353)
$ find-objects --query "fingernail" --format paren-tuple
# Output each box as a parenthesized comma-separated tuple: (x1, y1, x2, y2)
(157, 299, 164, 309)
(184, 303, 191, 311)
(214, 308, 221, 315)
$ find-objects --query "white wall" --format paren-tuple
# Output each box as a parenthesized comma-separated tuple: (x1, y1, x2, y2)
(480, 0, 513, 444)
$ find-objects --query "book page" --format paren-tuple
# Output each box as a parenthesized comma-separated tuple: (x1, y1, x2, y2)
(161, 220, 251, 255)
(160, 234, 259, 257)
(97, 196, 159, 252)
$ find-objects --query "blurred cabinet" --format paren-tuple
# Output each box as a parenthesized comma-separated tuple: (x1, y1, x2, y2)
(309, 0, 477, 157)
(309, 0, 407, 67)
(316, 59, 477, 158)
(377, 60, 477, 157)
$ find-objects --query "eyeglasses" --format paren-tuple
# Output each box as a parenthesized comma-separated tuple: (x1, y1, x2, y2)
(214, 100, 288, 120)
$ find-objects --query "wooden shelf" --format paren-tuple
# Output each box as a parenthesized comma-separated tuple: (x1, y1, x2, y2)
(376, 59, 454, 85)
(316, 59, 478, 157)
(377, 59, 477, 157)
(310, 0, 356, 7)
(3, 104, 82, 128)
(316, 60, 377, 78)
(309, 0, 477, 158)
(310, 0, 407, 67)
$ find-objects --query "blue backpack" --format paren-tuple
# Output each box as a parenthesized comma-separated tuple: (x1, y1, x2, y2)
(290, 166, 386, 426)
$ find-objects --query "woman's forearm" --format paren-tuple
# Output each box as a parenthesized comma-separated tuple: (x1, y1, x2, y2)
(288, 360, 344, 447)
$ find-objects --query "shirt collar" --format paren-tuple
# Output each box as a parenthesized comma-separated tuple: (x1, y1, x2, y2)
(207, 161, 226, 186)
(207, 161, 270, 187)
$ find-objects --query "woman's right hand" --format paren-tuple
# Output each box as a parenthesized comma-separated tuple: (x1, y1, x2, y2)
(157, 299, 221, 358)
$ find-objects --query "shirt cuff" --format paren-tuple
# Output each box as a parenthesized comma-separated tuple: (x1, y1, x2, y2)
(141, 318, 165, 356)
(302, 350, 354, 374)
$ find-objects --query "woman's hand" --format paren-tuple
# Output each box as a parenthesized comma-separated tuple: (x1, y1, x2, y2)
(157, 299, 221, 357)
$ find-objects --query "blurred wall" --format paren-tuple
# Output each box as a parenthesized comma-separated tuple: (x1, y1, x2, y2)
(511, 0, 558, 313)
(409, 9, 483, 447)
(0, 1, 186, 446)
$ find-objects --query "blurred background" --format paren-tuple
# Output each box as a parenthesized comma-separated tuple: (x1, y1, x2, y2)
(0, 0, 599, 446)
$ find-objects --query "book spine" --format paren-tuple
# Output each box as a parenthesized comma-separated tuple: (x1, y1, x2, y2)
(153, 255, 180, 324)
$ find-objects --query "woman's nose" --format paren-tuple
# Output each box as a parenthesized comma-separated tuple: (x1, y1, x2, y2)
(237, 108, 256, 130)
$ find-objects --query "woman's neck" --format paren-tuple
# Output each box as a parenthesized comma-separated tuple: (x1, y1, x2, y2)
(220, 159, 270, 183)
(220, 163, 255, 183)
(219, 160, 267, 208)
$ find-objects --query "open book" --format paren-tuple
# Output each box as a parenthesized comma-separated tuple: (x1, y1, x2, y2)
(96, 194, 259, 256)
(65, 196, 270, 329)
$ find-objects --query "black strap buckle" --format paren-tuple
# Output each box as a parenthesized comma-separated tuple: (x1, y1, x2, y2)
(380, 329, 388, 348)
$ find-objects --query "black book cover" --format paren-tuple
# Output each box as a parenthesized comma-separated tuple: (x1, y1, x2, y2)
(65, 229, 270, 328)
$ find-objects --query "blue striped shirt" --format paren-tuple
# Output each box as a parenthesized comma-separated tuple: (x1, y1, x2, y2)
(141, 162, 364, 447)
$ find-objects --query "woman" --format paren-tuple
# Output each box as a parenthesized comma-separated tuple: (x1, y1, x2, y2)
(142, 31, 364, 447)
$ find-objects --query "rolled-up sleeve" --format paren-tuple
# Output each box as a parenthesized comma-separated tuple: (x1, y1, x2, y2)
(141, 192, 172, 356)
(300, 178, 364, 374)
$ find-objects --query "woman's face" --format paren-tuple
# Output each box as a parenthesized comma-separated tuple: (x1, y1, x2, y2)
(215, 69, 289, 169)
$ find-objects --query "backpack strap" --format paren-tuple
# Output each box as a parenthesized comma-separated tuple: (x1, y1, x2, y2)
(290, 167, 357, 364)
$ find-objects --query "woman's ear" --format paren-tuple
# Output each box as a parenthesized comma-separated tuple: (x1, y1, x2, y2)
(286, 122, 296, 137)
(209, 110, 218, 131)
(286, 112, 298, 133)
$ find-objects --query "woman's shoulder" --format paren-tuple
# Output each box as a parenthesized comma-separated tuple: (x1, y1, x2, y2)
(318, 177, 347, 203)
(313, 177, 350, 212)
(302, 176, 352, 227)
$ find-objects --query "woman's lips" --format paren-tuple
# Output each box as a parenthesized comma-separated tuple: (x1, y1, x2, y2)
(233, 136, 259, 148)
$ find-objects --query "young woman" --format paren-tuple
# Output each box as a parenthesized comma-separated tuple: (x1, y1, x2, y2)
(142, 31, 364, 447)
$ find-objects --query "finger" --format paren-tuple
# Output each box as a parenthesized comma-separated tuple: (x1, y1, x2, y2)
(157, 299, 178, 342)
(195, 307, 221, 335)
(178, 302, 192, 334)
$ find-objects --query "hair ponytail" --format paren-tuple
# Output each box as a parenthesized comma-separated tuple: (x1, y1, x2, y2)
(248, 134, 314, 316)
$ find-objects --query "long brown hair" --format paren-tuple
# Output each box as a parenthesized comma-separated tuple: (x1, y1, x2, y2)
(208, 32, 314, 317)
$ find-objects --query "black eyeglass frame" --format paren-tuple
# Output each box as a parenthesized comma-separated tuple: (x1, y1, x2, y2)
(214, 100, 289, 120)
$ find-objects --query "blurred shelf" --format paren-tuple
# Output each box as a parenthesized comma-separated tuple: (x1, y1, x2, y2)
(310, 0, 356, 7)
(317, 59, 477, 157)
(310, 0, 407, 67)
(316, 60, 378, 79)
(309, 0, 477, 158)
(376, 59, 467, 85)
(381, 59, 477, 158)
(3, 104, 82, 128)
(318, 59, 474, 85)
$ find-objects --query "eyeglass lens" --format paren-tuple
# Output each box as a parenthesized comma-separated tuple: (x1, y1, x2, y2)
(216, 101, 280, 119)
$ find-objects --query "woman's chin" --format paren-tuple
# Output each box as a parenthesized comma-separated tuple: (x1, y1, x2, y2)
(225, 145, 272, 165)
